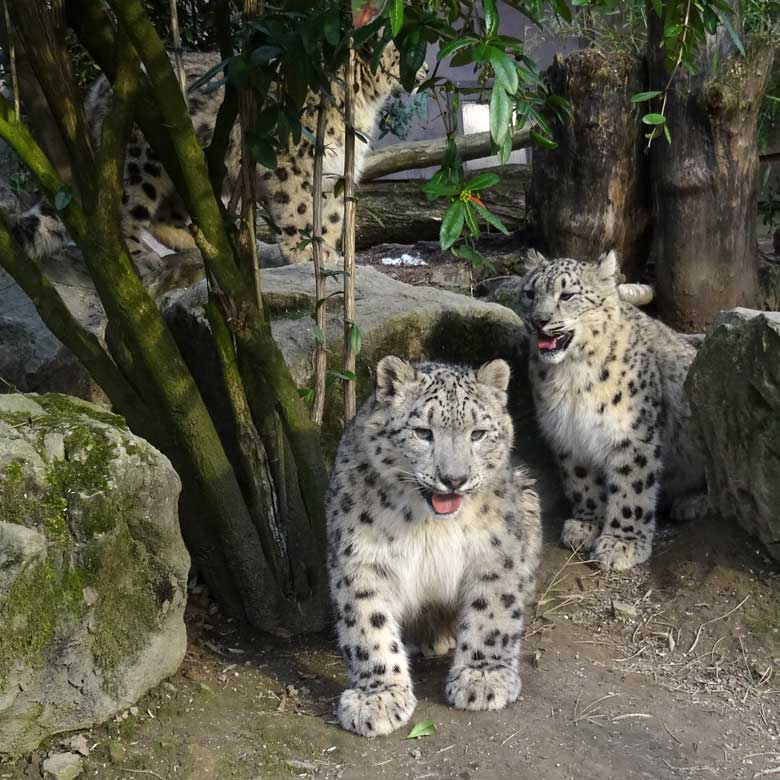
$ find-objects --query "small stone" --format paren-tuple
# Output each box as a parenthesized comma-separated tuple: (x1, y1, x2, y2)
(198, 682, 213, 693)
(285, 759, 318, 771)
(162, 681, 177, 693)
(410, 748, 422, 760)
(129, 706, 139, 717)
(108, 742, 127, 765)
(62, 734, 89, 756)
(611, 599, 638, 618)
(42, 752, 83, 780)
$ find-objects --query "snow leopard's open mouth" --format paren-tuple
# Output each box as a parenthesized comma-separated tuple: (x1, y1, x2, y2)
(425, 492, 463, 516)
(536, 329, 573, 356)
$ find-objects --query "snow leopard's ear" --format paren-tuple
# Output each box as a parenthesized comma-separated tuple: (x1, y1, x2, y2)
(477, 359, 511, 393)
(525, 248, 546, 272)
(376, 355, 418, 403)
(597, 249, 619, 281)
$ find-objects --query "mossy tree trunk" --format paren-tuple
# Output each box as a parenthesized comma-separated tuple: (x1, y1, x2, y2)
(0, 0, 329, 634)
(647, 13, 775, 331)
(528, 49, 652, 280)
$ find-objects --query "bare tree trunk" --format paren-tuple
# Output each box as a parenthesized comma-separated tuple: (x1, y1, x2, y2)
(648, 15, 775, 331)
(528, 49, 651, 279)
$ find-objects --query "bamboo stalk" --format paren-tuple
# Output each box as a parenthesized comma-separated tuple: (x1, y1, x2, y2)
(342, 46, 357, 423)
(169, 0, 186, 95)
(311, 99, 328, 424)
(239, 0, 261, 308)
(2, 0, 19, 119)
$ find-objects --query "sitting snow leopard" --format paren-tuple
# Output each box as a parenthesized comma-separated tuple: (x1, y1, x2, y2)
(13, 44, 413, 274)
(519, 249, 707, 571)
(326, 356, 541, 737)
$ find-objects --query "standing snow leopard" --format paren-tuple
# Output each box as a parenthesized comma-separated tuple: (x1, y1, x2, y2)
(519, 249, 707, 571)
(13, 44, 415, 273)
(326, 356, 541, 736)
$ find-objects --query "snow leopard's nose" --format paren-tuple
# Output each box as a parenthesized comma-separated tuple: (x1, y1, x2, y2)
(439, 473, 467, 492)
(532, 315, 550, 331)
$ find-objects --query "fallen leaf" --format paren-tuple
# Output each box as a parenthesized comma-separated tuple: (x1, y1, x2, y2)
(404, 719, 436, 740)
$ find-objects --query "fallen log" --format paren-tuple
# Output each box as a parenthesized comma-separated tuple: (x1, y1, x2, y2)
(355, 164, 530, 248)
(362, 126, 532, 181)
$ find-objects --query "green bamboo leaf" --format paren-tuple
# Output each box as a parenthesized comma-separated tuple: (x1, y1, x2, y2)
(349, 322, 362, 355)
(489, 85, 511, 147)
(630, 90, 662, 103)
(389, 0, 404, 37)
(405, 719, 437, 740)
(641, 113, 667, 125)
(482, 0, 498, 38)
(312, 325, 326, 345)
(717, 10, 745, 57)
(530, 129, 558, 150)
(465, 172, 500, 191)
(470, 198, 510, 234)
(464, 202, 479, 237)
(498, 130, 512, 163)
(489, 48, 519, 95)
(440, 200, 466, 250)
(54, 186, 73, 212)
(436, 38, 478, 60)
(250, 139, 278, 170)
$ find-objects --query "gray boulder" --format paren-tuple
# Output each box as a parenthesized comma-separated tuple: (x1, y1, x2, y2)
(162, 264, 527, 452)
(0, 394, 189, 755)
(685, 310, 780, 561)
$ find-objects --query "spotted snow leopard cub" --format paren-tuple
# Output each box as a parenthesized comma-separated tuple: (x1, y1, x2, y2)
(326, 356, 541, 737)
(13, 44, 413, 272)
(520, 250, 706, 571)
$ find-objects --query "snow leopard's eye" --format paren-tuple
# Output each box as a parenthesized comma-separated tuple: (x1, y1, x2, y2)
(413, 427, 433, 441)
(559, 292, 575, 301)
(470, 429, 488, 442)
(524, 289, 535, 299)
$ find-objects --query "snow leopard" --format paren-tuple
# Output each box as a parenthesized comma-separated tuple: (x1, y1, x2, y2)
(326, 356, 541, 737)
(519, 249, 707, 571)
(12, 43, 415, 274)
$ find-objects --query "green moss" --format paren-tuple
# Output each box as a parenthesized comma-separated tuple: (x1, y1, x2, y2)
(36, 393, 128, 430)
(0, 555, 86, 689)
(85, 527, 168, 695)
(0, 397, 169, 696)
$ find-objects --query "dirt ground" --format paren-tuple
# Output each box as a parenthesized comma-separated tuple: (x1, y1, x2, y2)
(3, 429, 780, 780)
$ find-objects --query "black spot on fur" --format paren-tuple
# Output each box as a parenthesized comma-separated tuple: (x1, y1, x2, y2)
(369, 612, 387, 629)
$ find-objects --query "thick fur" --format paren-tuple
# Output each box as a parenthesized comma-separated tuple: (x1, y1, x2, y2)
(519, 250, 706, 571)
(13, 46, 410, 272)
(326, 357, 541, 736)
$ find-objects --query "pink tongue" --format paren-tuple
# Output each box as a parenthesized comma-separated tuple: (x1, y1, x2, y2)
(431, 493, 463, 515)
(537, 334, 558, 351)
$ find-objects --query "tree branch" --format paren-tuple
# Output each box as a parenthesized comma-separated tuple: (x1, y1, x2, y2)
(361, 125, 532, 181)
(6, 0, 96, 204)
(0, 214, 149, 430)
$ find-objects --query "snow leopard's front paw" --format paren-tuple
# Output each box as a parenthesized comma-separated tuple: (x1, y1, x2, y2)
(337, 684, 417, 737)
(561, 518, 601, 551)
(446, 665, 521, 711)
(408, 633, 456, 658)
(592, 534, 651, 571)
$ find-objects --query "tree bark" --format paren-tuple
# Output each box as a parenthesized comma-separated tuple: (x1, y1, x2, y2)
(528, 49, 651, 279)
(648, 17, 775, 331)
(361, 125, 531, 181)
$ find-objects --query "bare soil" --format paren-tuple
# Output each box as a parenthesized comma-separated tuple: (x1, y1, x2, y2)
(4, 431, 780, 780)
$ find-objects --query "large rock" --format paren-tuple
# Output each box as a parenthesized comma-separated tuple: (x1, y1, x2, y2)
(162, 264, 527, 453)
(686, 309, 780, 561)
(0, 394, 189, 755)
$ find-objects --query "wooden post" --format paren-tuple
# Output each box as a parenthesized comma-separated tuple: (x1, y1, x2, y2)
(342, 46, 357, 423)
